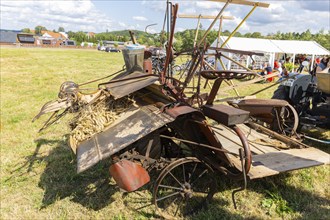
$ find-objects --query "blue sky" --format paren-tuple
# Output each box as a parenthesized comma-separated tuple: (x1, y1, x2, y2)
(1, 0, 329, 34)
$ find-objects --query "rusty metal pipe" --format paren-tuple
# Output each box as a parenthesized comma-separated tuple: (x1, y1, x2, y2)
(162, 3, 178, 84)
(231, 125, 251, 174)
(247, 122, 309, 148)
(98, 74, 158, 88)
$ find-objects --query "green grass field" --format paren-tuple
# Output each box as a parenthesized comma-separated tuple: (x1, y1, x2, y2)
(1, 47, 329, 219)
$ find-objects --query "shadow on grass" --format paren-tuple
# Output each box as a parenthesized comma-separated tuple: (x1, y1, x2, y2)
(216, 172, 330, 219)
(250, 172, 330, 219)
(20, 138, 329, 219)
(120, 177, 261, 220)
(174, 170, 329, 220)
(33, 138, 118, 211)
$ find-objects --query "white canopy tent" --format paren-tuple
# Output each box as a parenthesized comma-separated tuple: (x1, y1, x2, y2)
(270, 40, 329, 69)
(211, 36, 329, 71)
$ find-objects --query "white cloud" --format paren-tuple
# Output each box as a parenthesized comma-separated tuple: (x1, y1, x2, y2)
(1, 0, 329, 35)
(141, 0, 165, 12)
(195, 1, 222, 9)
(132, 16, 148, 21)
(0, 0, 114, 32)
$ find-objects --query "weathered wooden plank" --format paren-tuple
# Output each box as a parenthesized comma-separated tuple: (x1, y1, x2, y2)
(248, 148, 330, 179)
(208, 0, 270, 8)
(178, 14, 234, 20)
(76, 105, 174, 173)
(217, 72, 278, 93)
(215, 123, 283, 155)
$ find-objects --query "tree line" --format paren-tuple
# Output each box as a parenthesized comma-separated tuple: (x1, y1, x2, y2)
(21, 26, 329, 51)
(173, 29, 330, 52)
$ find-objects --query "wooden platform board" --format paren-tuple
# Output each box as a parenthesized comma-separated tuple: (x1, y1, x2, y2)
(248, 147, 329, 179)
(214, 123, 330, 179)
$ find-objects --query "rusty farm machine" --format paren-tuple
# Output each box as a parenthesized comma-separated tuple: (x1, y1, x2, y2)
(33, 0, 329, 218)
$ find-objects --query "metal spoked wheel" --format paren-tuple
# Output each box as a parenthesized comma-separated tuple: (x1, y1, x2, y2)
(273, 104, 299, 136)
(153, 157, 217, 219)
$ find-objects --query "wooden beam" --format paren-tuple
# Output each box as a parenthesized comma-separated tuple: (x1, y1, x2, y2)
(178, 14, 234, 20)
(208, 47, 264, 56)
(208, 0, 270, 8)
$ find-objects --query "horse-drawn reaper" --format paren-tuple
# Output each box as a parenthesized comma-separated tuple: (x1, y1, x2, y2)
(33, 0, 329, 218)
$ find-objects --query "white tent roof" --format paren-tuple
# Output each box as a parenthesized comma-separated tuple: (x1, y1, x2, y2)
(213, 36, 329, 55)
(271, 40, 329, 55)
(214, 36, 282, 53)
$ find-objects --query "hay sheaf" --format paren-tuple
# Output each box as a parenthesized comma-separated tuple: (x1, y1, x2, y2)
(69, 95, 134, 148)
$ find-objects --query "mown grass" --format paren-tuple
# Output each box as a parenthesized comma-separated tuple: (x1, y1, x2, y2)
(1, 47, 329, 219)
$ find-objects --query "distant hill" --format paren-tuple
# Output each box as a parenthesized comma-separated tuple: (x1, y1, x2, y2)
(106, 30, 146, 36)
(0, 29, 21, 33)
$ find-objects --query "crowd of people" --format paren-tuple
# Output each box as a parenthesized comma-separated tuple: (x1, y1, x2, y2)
(249, 55, 329, 83)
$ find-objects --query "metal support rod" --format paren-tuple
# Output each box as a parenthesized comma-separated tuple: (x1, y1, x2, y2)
(220, 5, 257, 48)
(162, 3, 178, 84)
(204, 17, 224, 90)
(221, 53, 253, 71)
(248, 122, 310, 148)
(193, 15, 202, 47)
(215, 16, 224, 69)
(232, 148, 247, 209)
(250, 78, 286, 96)
(203, 57, 240, 96)
(197, 1, 230, 47)
(303, 135, 330, 144)
(218, 54, 227, 70)
(79, 69, 124, 87)
(159, 135, 238, 156)
(217, 72, 278, 94)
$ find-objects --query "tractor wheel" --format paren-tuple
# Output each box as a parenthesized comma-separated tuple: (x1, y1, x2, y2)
(272, 85, 289, 101)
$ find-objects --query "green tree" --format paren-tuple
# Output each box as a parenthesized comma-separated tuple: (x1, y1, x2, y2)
(234, 32, 242, 37)
(58, 27, 65, 32)
(300, 29, 312, 40)
(222, 30, 231, 36)
(173, 35, 183, 51)
(137, 35, 146, 45)
(35, 25, 47, 35)
(251, 32, 262, 38)
(74, 31, 87, 44)
(67, 31, 75, 39)
(21, 28, 30, 33)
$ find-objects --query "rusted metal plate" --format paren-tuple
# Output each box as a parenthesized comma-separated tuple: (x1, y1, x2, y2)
(236, 99, 288, 115)
(106, 71, 158, 99)
(165, 105, 203, 119)
(202, 104, 250, 126)
(248, 147, 330, 179)
(76, 105, 174, 173)
(109, 160, 150, 192)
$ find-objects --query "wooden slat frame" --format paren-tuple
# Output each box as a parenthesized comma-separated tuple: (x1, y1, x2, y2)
(208, 0, 270, 8)
(178, 14, 234, 20)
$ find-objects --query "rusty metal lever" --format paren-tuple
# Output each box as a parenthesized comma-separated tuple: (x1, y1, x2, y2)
(232, 148, 247, 209)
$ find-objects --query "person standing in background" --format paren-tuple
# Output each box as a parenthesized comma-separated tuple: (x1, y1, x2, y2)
(265, 63, 273, 82)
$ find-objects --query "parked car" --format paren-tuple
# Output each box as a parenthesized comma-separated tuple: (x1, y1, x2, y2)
(106, 47, 121, 53)
(98, 46, 106, 51)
